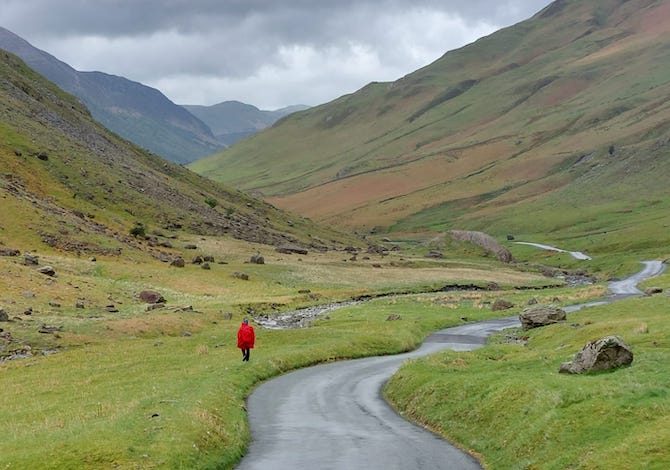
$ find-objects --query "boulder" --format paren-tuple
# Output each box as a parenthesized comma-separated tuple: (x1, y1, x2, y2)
(139, 290, 165, 304)
(38, 324, 62, 334)
(0, 309, 8, 322)
(527, 297, 539, 306)
(233, 272, 249, 281)
(559, 336, 633, 374)
(191, 255, 204, 265)
(519, 304, 566, 330)
(75, 301, 85, 309)
(201, 263, 211, 270)
(275, 245, 308, 255)
(203, 255, 215, 262)
(24, 253, 39, 266)
(38, 266, 56, 277)
(184, 244, 198, 250)
(250, 253, 265, 264)
(644, 287, 663, 296)
(170, 257, 185, 268)
(0, 248, 20, 257)
(491, 299, 514, 311)
(425, 251, 444, 259)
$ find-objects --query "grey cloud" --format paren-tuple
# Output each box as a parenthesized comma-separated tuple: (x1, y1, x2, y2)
(0, 0, 552, 107)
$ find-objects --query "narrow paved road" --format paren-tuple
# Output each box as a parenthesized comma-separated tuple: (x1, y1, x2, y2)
(236, 262, 664, 470)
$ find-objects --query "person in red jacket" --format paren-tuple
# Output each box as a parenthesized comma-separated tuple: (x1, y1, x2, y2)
(237, 318, 255, 362)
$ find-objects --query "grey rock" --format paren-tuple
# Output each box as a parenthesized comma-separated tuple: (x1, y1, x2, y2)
(191, 255, 204, 265)
(0, 248, 20, 256)
(250, 253, 265, 264)
(38, 266, 56, 277)
(184, 244, 198, 250)
(170, 257, 185, 268)
(38, 324, 62, 334)
(24, 253, 39, 266)
(276, 245, 308, 255)
(146, 303, 166, 311)
(75, 301, 85, 309)
(201, 262, 211, 270)
(233, 272, 249, 281)
(527, 297, 539, 305)
(559, 336, 633, 374)
(644, 287, 663, 296)
(138, 290, 165, 304)
(203, 255, 215, 262)
(425, 251, 444, 259)
(519, 304, 566, 330)
(0, 309, 8, 322)
(491, 299, 514, 311)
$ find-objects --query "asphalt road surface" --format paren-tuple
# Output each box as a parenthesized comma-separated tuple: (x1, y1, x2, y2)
(236, 261, 664, 470)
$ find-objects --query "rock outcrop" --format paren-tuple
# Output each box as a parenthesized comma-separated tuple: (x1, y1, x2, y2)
(276, 245, 308, 255)
(449, 230, 513, 263)
(559, 336, 633, 374)
(519, 304, 566, 330)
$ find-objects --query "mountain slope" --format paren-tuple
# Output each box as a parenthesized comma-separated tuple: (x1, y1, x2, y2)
(191, 0, 670, 255)
(0, 27, 222, 164)
(0, 49, 349, 256)
(183, 101, 309, 146)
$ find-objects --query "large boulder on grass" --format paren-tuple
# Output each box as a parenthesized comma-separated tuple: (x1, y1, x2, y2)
(559, 336, 633, 374)
(139, 290, 165, 304)
(519, 304, 566, 330)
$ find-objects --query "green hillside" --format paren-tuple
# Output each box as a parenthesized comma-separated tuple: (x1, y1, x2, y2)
(0, 49, 346, 254)
(191, 0, 670, 259)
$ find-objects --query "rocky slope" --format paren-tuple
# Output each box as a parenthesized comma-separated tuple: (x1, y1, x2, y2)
(0, 27, 222, 164)
(0, 50, 350, 257)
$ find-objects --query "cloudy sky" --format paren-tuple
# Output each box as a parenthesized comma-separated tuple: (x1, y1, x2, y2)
(0, 0, 552, 109)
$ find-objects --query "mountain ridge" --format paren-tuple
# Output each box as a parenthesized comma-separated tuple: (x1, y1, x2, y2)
(0, 26, 222, 164)
(190, 0, 670, 256)
(0, 49, 349, 256)
(183, 101, 309, 146)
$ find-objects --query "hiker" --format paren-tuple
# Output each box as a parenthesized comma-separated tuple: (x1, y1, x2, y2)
(237, 318, 255, 362)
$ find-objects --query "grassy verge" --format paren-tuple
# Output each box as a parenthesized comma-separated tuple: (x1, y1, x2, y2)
(385, 272, 670, 469)
(0, 240, 563, 469)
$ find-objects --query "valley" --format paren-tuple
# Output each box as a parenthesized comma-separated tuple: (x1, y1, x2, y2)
(2, 0, 670, 468)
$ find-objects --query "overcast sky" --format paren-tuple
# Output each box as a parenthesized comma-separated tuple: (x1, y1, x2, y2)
(0, 0, 552, 109)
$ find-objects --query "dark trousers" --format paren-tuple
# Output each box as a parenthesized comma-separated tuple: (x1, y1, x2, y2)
(241, 348, 250, 361)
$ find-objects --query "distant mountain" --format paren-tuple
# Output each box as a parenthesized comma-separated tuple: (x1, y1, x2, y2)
(191, 0, 670, 252)
(183, 101, 310, 146)
(0, 26, 222, 164)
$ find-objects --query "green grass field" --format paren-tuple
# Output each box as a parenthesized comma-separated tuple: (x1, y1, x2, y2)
(385, 272, 670, 469)
(1, 236, 568, 469)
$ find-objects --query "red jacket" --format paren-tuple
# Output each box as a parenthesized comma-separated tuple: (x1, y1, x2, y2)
(237, 323, 255, 349)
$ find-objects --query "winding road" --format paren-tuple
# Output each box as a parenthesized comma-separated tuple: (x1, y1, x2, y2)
(236, 261, 664, 470)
